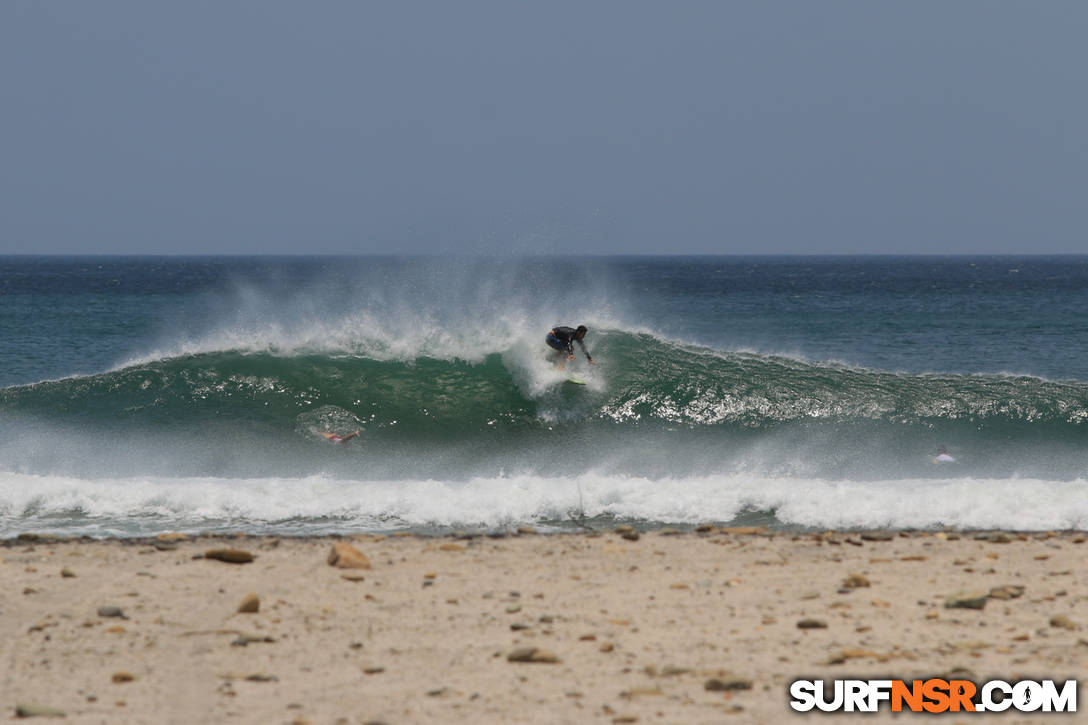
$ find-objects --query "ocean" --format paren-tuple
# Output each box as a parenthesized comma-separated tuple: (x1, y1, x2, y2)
(2, 255, 1087, 537)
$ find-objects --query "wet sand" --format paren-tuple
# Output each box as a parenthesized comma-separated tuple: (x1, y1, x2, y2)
(3, 527, 1087, 724)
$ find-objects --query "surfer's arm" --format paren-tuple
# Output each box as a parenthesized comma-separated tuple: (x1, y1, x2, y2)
(577, 339, 593, 363)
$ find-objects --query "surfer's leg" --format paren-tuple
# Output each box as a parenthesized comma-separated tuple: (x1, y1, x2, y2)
(545, 336, 566, 366)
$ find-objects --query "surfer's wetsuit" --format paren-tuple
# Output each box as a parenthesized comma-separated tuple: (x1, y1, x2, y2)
(546, 326, 592, 362)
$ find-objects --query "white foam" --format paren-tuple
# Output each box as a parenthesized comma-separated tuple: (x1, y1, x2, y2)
(3, 471, 1086, 537)
(502, 337, 606, 398)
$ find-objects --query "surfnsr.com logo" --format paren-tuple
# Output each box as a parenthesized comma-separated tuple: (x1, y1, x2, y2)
(789, 679, 1077, 713)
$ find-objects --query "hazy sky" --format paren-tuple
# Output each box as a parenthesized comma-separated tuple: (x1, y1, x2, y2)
(2, 2, 1086, 255)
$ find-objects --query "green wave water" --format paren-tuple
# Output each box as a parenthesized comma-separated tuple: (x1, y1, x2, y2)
(3, 330, 1086, 482)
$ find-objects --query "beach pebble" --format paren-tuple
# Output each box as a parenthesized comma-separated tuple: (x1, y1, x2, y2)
(705, 676, 753, 691)
(945, 591, 989, 610)
(14, 703, 67, 718)
(218, 671, 277, 682)
(1050, 615, 1077, 631)
(97, 606, 127, 619)
(204, 549, 255, 564)
(237, 593, 260, 613)
(60, 567, 76, 578)
(327, 542, 371, 570)
(842, 574, 870, 589)
(796, 618, 828, 629)
(230, 634, 275, 647)
(657, 665, 691, 676)
(507, 647, 560, 663)
(112, 671, 135, 683)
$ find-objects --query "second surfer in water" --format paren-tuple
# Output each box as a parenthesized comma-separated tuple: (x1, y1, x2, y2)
(321, 430, 360, 443)
(545, 325, 594, 368)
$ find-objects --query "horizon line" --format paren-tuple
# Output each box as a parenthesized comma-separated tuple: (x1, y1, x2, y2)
(3, 252, 1088, 259)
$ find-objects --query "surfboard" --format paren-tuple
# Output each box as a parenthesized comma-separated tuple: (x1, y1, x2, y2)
(566, 378, 587, 385)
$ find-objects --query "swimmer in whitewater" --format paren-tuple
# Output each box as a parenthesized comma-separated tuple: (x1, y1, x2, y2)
(321, 430, 360, 443)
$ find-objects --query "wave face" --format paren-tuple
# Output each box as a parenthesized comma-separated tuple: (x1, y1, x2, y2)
(3, 334, 1087, 500)
(2, 256, 1088, 535)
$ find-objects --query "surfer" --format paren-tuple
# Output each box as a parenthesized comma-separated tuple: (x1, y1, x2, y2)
(546, 325, 594, 367)
(932, 446, 956, 464)
(321, 430, 360, 443)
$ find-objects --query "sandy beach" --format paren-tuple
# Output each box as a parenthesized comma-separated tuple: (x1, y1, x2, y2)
(3, 527, 1087, 724)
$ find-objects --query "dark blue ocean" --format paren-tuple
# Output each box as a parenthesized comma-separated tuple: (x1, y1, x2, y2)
(2, 256, 1087, 537)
